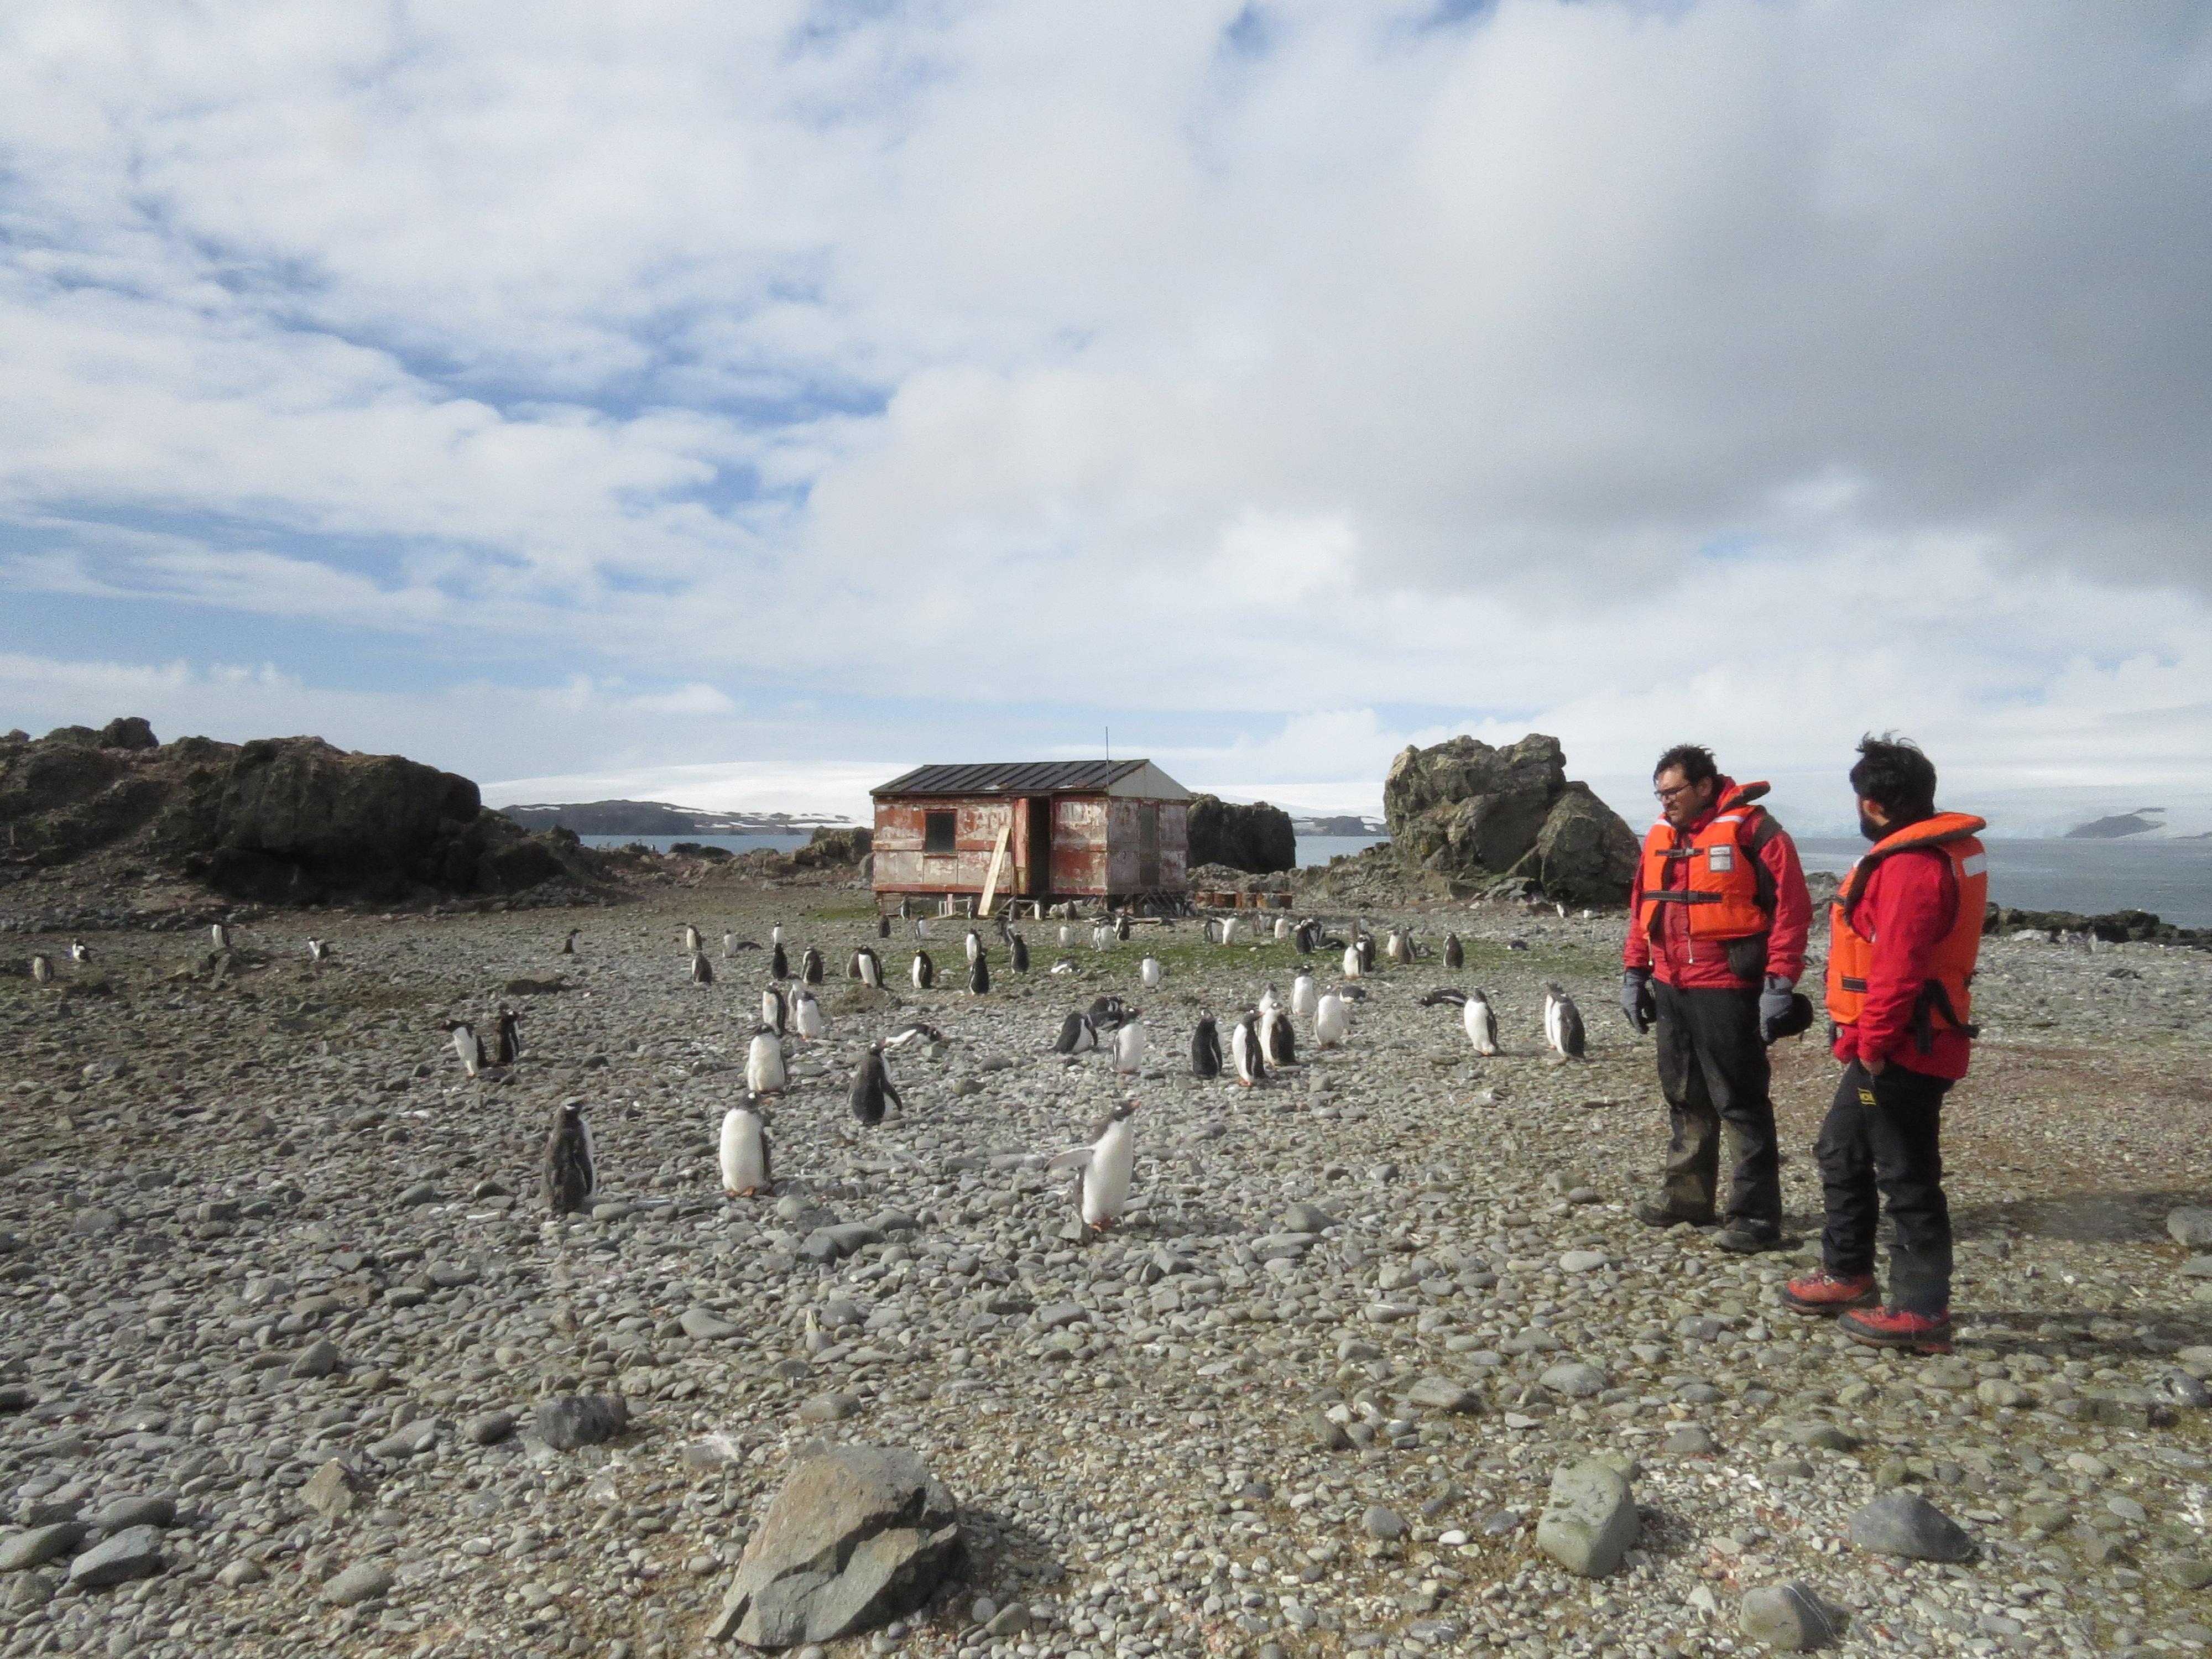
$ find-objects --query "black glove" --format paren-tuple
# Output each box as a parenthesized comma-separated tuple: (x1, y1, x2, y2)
(1759, 976, 1799, 1045)
(1621, 968, 1656, 1035)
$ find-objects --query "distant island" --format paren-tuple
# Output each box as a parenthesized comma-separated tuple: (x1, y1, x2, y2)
(1291, 815, 1388, 836)
(498, 800, 853, 836)
(2066, 808, 2166, 841)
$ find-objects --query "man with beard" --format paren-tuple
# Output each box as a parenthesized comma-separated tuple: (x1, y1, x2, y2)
(1783, 735, 1986, 1354)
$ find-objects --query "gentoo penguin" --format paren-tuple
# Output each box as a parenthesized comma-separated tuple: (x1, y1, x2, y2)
(1314, 990, 1350, 1050)
(849, 1045, 905, 1126)
(770, 942, 790, 981)
(1290, 971, 1318, 1019)
(1201, 918, 1220, 945)
(1294, 920, 1317, 956)
(682, 924, 701, 954)
(1544, 983, 1587, 1058)
(719, 1097, 771, 1196)
(964, 928, 982, 965)
(496, 1006, 523, 1065)
(877, 914, 892, 939)
(450, 1022, 482, 1078)
(1418, 988, 1498, 1056)
(771, 921, 784, 946)
(1140, 953, 1162, 989)
(1009, 933, 1030, 973)
(1088, 994, 1134, 1030)
(67, 940, 88, 962)
(883, 1021, 947, 1050)
(792, 987, 825, 1041)
(1443, 932, 1464, 970)
(1275, 915, 1291, 941)
(562, 928, 580, 956)
(211, 922, 230, 951)
(969, 950, 990, 995)
(1092, 921, 1112, 952)
(1116, 915, 1131, 942)
(1554, 902, 1567, 919)
(542, 1100, 597, 1215)
(802, 946, 825, 985)
(1342, 943, 1363, 981)
(853, 947, 883, 988)
(1357, 933, 1377, 974)
(745, 1025, 787, 1093)
(1389, 928, 1416, 966)
(913, 917, 930, 941)
(306, 937, 330, 963)
(1051, 957, 1076, 974)
(29, 953, 53, 984)
(722, 928, 737, 958)
(1191, 1013, 1223, 1078)
(1230, 1011, 1267, 1087)
(1220, 916, 1240, 947)
(1058, 924, 1074, 947)
(912, 950, 935, 989)
(1261, 1002, 1296, 1066)
(1112, 1012, 1145, 1076)
(690, 951, 714, 985)
(1046, 1102, 1138, 1232)
(760, 983, 787, 1034)
(1053, 1010, 1099, 1055)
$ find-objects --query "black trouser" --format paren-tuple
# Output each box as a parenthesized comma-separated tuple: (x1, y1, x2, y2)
(1651, 982, 1781, 1234)
(1815, 1059, 1954, 1314)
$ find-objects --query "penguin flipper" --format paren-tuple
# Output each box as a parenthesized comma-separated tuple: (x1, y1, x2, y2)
(1045, 1147, 1095, 1175)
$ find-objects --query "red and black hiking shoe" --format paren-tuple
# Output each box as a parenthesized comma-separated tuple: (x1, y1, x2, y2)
(1780, 1270, 1879, 1314)
(1839, 1306, 1954, 1355)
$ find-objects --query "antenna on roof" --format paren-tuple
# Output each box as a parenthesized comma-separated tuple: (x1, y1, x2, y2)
(1105, 726, 1110, 761)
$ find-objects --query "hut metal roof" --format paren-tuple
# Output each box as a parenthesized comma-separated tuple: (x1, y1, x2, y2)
(873, 759, 1183, 798)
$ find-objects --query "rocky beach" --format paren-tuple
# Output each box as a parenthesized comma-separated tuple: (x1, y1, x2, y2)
(3, 857, 2211, 1659)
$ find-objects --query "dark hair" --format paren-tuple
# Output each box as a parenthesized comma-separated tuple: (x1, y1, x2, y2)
(1652, 744, 1718, 787)
(1850, 733, 1937, 822)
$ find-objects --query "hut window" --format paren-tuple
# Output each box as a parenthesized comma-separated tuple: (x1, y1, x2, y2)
(924, 811, 957, 853)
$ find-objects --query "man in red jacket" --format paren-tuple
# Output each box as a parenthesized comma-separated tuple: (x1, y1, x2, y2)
(1623, 744, 1812, 1252)
(1784, 736, 1986, 1352)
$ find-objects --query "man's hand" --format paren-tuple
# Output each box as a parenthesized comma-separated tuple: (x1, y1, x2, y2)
(1621, 968, 1656, 1035)
(1757, 975, 1797, 1045)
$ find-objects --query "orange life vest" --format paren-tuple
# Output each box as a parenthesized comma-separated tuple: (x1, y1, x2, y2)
(1825, 812, 1987, 1049)
(1636, 780, 1777, 942)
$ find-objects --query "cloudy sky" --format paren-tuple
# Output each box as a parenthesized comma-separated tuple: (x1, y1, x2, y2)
(4, 1, 2209, 834)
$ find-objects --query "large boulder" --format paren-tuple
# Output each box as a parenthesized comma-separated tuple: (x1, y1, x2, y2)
(1383, 734, 1636, 905)
(1187, 795, 1295, 875)
(708, 1443, 962, 1648)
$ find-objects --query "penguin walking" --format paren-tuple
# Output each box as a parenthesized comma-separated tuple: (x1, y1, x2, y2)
(1113, 1012, 1145, 1076)
(1290, 971, 1318, 1019)
(1046, 1102, 1138, 1232)
(450, 1022, 483, 1079)
(770, 942, 790, 982)
(969, 951, 990, 995)
(562, 928, 580, 956)
(852, 947, 884, 988)
(1443, 932, 1464, 970)
(1053, 1010, 1099, 1055)
(760, 983, 787, 1035)
(1088, 994, 1134, 1031)
(793, 987, 825, 1041)
(1342, 942, 1363, 981)
(912, 949, 936, 989)
(1262, 1002, 1297, 1066)
(496, 1006, 523, 1065)
(67, 940, 89, 963)
(1230, 1011, 1267, 1087)
(306, 938, 331, 963)
(1140, 953, 1162, 989)
(719, 1097, 772, 1196)
(690, 951, 714, 985)
(29, 953, 53, 984)
(1221, 916, 1240, 947)
(964, 928, 982, 966)
(913, 917, 931, 941)
(1544, 983, 1587, 1058)
(746, 1026, 788, 1093)
(849, 1044, 905, 1126)
(1419, 987, 1498, 1056)
(1314, 990, 1349, 1050)
(802, 946, 825, 985)
(1201, 918, 1222, 945)
(682, 924, 701, 954)
(1009, 933, 1030, 973)
(542, 1100, 597, 1215)
(1191, 1013, 1222, 1078)
(211, 922, 231, 951)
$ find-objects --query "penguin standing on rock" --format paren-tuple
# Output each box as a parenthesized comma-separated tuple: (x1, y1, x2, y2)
(1290, 971, 1318, 1019)
(1231, 1011, 1267, 1087)
(1275, 915, 1291, 941)
(1342, 942, 1363, 981)
(719, 1097, 771, 1196)
(745, 1026, 787, 1093)
(449, 1022, 484, 1078)
(1191, 1013, 1222, 1078)
(877, 915, 892, 940)
(1009, 933, 1030, 973)
(772, 921, 785, 947)
(67, 940, 88, 963)
(792, 987, 825, 1041)
(723, 929, 738, 958)
(211, 922, 231, 951)
(1053, 1010, 1099, 1055)
(1443, 932, 1464, 969)
(306, 938, 331, 963)
(1420, 987, 1499, 1056)
(1046, 1102, 1138, 1233)
(849, 1045, 905, 1126)
(770, 942, 789, 982)
(1113, 1011, 1144, 1075)
(562, 928, 581, 956)
(760, 983, 787, 1035)
(1543, 983, 1587, 1058)
(851, 947, 884, 987)
(1314, 990, 1349, 1050)
(690, 951, 714, 986)
(30, 954, 53, 985)
(802, 947, 825, 985)
(964, 928, 982, 966)
(1140, 954, 1162, 989)
(1059, 924, 1074, 947)
(1116, 915, 1132, 942)
(542, 1100, 597, 1215)
(496, 1006, 523, 1065)
(969, 951, 990, 995)
(682, 924, 701, 954)
(911, 950, 935, 989)
(1261, 999, 1297, 1066)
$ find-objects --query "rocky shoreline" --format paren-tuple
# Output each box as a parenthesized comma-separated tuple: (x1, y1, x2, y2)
(2, 877, 2210, 1659)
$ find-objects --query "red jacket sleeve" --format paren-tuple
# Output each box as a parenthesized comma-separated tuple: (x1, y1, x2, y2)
(1850, 849, 1958, 1065)
(1759, 827, 1811, 984)
(1623, 860, 1652, 972)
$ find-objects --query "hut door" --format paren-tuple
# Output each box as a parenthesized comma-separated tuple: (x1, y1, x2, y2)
(1137, 802, 1160, 888)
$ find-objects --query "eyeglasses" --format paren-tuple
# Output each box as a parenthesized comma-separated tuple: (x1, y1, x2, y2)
(1653, 782, 1698, 803)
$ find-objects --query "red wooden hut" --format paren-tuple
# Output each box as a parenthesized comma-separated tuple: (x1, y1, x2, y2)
(870, 759, 1192, 911)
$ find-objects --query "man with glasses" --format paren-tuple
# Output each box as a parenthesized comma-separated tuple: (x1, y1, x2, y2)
(1621, 744, 1812, 1251)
